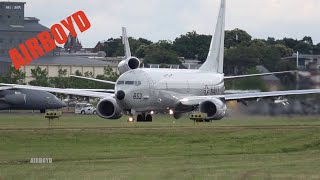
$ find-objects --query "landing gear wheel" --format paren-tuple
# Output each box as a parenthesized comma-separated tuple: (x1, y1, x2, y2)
(137, 114, 144, 122)
(145, 114, 153, 122)
(40, 109, 45, 114)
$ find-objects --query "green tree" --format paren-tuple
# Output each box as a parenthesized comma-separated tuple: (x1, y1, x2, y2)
(173, 31, 211, 62)
(135, 44, 148, 58)
(224, 43, 261, 75)
(282, 38, 299, 49)
(266, 37, 276, 45)
(294, 41, 313, 54)
(225, 28, 252, 48)
(96, 66, 119, 89)
(314, 43, 320, 54)
(302, 36, 313, 45)
(1, 66, 26, 84)
(225, 69, 267, 91)
(271, 44, 294, 57)
(29, 67, 50, 87)
(103, 38, 123, 57)
(50, 68, 68, 88)
(144, 44, 180, 65)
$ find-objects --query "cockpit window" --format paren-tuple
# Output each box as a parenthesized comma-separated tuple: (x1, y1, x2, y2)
(117, 81, 125, 85)
(117, 81, 141, 86)
(125, 81, 134, 85)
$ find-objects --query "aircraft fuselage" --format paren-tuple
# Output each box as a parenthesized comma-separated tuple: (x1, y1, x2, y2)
(0, 89, 66, 111)
(115, 68, 225, 112)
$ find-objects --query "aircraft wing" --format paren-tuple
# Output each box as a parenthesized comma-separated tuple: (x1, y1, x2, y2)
(0, 83, 110, 98)
(180, 89, 320, 106)
(225, 70, 296, 80)
(70, 75, 116, 85)
(0, 86, 14, 90)
(67, 89, 115, 93)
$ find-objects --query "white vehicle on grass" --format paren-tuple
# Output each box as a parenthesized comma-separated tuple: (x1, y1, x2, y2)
(75, 103, 97, 115)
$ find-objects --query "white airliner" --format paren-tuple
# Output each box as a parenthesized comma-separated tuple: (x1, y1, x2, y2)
(2, 0, 320, 122)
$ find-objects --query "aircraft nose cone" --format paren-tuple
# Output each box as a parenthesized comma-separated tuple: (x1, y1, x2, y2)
(52, 100, 67, 109)
(58, 101, 67, 108)
(116, 90, 125, 100)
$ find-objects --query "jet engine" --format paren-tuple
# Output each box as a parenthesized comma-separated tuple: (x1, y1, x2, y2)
(1, 94, 26, 105)
(118, 57, 140, 74)
(199, 98, 227, 120)
(96, 98, 122, 119)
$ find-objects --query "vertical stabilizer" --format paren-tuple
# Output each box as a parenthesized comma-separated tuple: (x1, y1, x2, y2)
(199, 0, 226, 73)
(122, 27, 131, 58)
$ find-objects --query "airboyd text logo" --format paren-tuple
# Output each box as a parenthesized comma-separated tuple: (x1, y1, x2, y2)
(9, 10, 91, 70)
(30, 158, 53, 164)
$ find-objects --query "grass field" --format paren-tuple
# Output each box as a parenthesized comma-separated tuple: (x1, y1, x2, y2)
(0, 114, 320, 179)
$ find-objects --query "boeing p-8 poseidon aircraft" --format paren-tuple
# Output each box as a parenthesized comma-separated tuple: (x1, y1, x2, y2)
(2, 0, 320, 122)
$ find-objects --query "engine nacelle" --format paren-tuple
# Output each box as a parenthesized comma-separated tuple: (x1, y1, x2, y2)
(118, 57, 140, 74)
(199, 98, 227, 120)
(3, 94, 26, 105)
(96, 98, 122, 119)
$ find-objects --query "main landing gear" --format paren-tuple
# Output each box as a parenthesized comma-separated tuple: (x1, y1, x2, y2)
(131, 113, 153, 122)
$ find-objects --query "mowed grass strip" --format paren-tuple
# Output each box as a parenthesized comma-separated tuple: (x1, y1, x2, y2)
(0, 114, 320, 179)
(0, 114, 320, 129)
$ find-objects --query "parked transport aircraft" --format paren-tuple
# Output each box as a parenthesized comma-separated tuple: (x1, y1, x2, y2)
(0, 87, 66, 112)
(2, 0, 320, 121)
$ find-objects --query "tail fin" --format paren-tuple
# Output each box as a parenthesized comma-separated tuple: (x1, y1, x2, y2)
(122, 27, 131, 58)
(199, 0, 226, 73)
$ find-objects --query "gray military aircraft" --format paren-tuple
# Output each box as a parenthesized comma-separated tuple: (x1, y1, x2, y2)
(0, 87, 66, 112)
(2, 0, 320, 121)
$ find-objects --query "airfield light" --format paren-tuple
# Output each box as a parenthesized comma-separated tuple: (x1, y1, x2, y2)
(169, 109, 174, 115)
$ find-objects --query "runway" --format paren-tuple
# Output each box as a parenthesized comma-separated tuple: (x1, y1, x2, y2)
(1, 125, 320, 132)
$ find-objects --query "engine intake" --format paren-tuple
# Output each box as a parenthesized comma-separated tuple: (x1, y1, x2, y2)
(199, 98, 227, 120)
(118, 57, 140, 74)
(97, 98, 122, 119)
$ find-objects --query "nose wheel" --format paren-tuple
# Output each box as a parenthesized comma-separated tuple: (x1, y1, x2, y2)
(136, 113, 153, 122)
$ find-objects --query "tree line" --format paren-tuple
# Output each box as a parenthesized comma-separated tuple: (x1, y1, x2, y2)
(94, 28, 320, 75)
(1, 28, 319, 91)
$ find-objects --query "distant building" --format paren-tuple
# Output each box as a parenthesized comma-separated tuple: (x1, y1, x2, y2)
(1, 56, 119, 83)
(64, 33, 83, 53)
(282, 53, 320, 70)
(0, 1, 54, 56)
(0, 1, 55, 75)
(0, 1, 121, 80)
(93, 41, 105, 53)
(282, 53, 320, 88)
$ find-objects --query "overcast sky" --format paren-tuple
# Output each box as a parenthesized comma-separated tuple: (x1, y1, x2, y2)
(16, 0, 320, 47)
